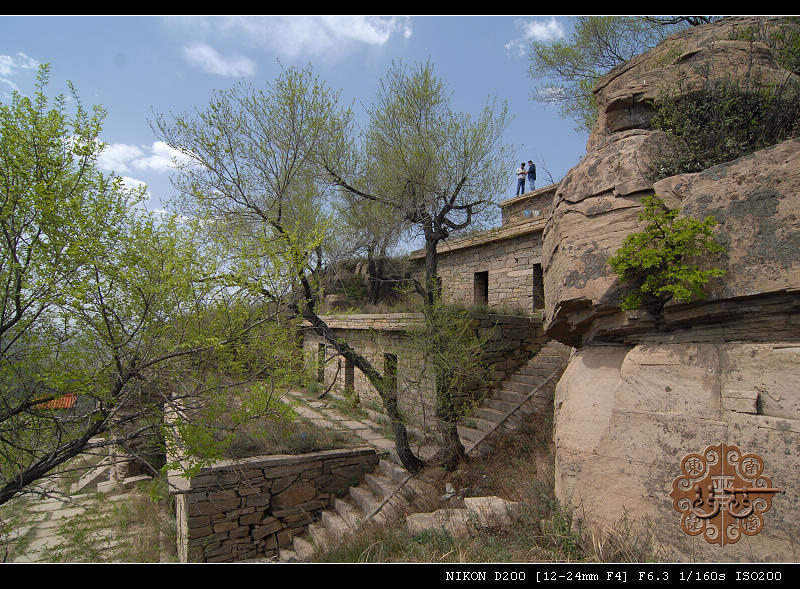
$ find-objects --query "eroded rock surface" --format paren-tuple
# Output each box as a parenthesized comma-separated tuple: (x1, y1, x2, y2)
(546, 17, 800, 561)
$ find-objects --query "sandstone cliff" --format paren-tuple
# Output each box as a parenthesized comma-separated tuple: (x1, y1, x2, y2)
(544, 16, 800, 561)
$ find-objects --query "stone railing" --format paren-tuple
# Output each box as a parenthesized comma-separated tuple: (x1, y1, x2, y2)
(169, 447, 379, 562)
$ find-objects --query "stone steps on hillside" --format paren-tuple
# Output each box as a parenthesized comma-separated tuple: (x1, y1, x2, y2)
(277, 340, 572, 562)
(460, 340, 571, 455)
(405, 496, 523, 540)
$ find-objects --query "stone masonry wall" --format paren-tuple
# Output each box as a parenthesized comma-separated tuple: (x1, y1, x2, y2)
(433, 231, 544, 313)
(407, 187, 556, 314)
(170, 448, 378, 562)
(500, 186, 554, 226)
(303, 313, 547, 431)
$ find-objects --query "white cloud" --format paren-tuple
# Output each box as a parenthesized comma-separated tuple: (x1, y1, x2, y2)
(133, 141, 195, 173)
(505, 17, 565, 57)
(98, 141, 194, 175)
(165, 15, 412, 61)
(0, 52, 39, 94)
(97, 143, 145, 174)
(0, 52, 39, 77)
(183, 44, 256, 77)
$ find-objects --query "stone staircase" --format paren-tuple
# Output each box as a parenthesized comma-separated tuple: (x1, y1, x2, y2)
(286, 456, 438, 561)
(277, 339, 571, 562)
(457, 340, 572, 456)
(275, 390, 439, 562)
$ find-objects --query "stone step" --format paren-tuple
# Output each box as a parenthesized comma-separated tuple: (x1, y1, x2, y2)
(516, 366, 557, 379)
(334, 497, 364, 531)
(406, 508, 472, 539)
(456, 424, 484, 443)
(495, 389, 527, 403)
(321, 510, 352, 542)
(503, 380, 535, 394)
(364, 407, 390, 425)
(70, 456, 113, 494)
(485, 398, 520, 413)
(507, 373, 542, 386)
(350, 485, 381, 515)
(365, 472, 396, 500)
(308, 521, 334, 553)
(461, 416, 495, 432)
(473, 407, 506, 423)
(379, 458, 409, 484)
(292, 534, 315, 561)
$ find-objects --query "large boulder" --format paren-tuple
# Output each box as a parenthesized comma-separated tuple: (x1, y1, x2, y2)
(589, 16, 799, 149)
(546, 17, 800, 561)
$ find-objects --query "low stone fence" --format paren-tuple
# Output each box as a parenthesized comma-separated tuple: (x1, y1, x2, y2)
(169, 447, 379, 562)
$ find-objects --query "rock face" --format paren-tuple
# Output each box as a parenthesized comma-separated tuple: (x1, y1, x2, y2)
(544, 17, 800, 561)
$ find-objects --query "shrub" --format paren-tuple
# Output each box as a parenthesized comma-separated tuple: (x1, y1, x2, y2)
(647, 75, 800, 181)
(607, 195, 725, 317)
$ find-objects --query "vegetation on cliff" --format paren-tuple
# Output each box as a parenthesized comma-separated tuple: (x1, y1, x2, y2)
(607, 195, 725, 317)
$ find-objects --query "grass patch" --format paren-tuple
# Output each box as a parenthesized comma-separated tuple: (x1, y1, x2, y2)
(189, 382, 364, 460)
(40, 479, 176, 563)
(226, 413, 363, 457)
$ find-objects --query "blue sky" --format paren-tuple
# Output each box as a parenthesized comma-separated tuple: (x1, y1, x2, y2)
(1, 15, 588, 221)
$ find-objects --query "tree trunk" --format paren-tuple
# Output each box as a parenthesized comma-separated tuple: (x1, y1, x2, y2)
(302, 307, 424, 473)
(366, 251, 386, 306)
(423, 231, 466, 469)
(431, 369, 467, 470)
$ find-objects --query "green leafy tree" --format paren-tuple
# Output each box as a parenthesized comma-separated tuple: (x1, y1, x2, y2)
(152, 65, 436, 473)
(607, 195, 725, 318)
(0, 66, 291, 507)
(323, 60, 512, 469)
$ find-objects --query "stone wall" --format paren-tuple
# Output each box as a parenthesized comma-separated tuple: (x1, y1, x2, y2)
(303, 313, 547, 430)
(408, 186, 556, 314)
(500, 187, 554, 226)
(169, 448, 378, 562)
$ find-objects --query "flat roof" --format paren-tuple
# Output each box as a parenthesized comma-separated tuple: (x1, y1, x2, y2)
(498, 184, 557, 208)
(407, 215, 546, 259)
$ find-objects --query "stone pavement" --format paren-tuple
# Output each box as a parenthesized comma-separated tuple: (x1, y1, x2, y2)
(2, 469, 170, 562)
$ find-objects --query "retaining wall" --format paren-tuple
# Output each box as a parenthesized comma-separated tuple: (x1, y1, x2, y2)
(170, 447, 378, 562)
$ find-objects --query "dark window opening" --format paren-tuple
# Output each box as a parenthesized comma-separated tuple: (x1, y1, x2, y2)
(532, 264, 544, 311)
(317, 343, 325, 382)
(474, 271, 488, 307)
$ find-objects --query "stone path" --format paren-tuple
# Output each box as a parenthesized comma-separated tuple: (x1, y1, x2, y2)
(3, 488, 142, 562)
(2, 461, 170, 563)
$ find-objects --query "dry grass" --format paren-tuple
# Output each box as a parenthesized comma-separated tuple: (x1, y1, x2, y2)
(313, 408, 659, 563)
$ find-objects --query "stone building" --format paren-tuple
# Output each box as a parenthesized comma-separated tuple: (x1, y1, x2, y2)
(302, 186, 555, 431)
(408, 185, 556, 314)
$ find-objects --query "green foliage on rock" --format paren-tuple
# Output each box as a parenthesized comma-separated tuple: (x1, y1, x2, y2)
(648, 76, 800, 181)
(607, 195, 726, 316)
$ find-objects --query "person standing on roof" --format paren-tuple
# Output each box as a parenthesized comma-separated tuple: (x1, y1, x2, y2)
(515, 162, 526, 195)
(527, 160, 536, 191)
